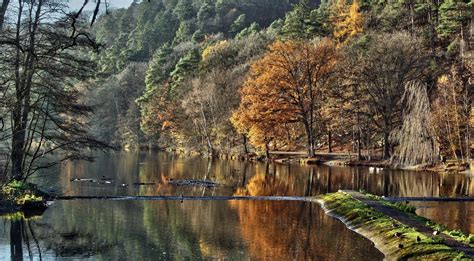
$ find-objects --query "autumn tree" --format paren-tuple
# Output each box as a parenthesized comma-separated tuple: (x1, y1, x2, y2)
(432, 67, 472, 163)
(330, 0, 364, 44)
(232, 39, 338, 157)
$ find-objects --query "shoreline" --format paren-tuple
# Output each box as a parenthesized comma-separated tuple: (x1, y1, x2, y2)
(154, 148, 473, 174)
(0, 181, 50, 218)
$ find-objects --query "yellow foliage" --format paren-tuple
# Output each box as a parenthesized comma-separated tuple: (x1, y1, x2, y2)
(432, 70, 471, 160)
(331, 0, 364, 45)
(437, 74, 449, 84)
(202, 40, 230, 62)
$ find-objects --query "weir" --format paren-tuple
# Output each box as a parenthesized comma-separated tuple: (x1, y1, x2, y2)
(55, 195, 311, 201)
(55, 194, 474, 203)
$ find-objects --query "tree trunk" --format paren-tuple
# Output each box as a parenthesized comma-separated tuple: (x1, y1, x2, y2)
(242, 135, 248, 155)
(206, 137, 214, 157)
(10, 126, 26, 180)
(0, 0, 9, 31)
(265, 142, 270, 160)
(327, 130, 332, 153)
(357, 129, 362, 161)
(304, 121, 315, 158)
(383, 131, 390, 159)
(356, 115, 361, 161)
(10, 219, 23, 260)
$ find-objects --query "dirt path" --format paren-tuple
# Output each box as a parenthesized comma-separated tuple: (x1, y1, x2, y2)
(342, 190, 474, 258)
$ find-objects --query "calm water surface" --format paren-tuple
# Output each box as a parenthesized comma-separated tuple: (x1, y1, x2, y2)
(0, 200, 383, 260)
(35, 151, 474, 198)
(1, 151, 473, 259)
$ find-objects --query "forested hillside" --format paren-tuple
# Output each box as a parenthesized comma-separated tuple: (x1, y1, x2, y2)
(86, 0, 473, 168)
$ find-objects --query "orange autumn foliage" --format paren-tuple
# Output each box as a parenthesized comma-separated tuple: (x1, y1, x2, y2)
(231, 39, 338, 156)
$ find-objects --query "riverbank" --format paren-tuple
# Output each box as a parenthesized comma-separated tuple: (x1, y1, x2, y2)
(166, 147, 473, 174)
(317, 191, 474, 260)
(0, 181, 49, 217)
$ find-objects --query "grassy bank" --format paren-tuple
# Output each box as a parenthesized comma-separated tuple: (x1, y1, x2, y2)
(0, 181, 48, 215)
(317, 192, 472, 260)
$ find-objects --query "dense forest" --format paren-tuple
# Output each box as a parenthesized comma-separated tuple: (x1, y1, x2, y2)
(85, 0, 472, 167)
(0, 0, 472, 182)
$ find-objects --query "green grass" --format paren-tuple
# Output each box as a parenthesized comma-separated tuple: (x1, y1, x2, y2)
(319, 192, 470, 260)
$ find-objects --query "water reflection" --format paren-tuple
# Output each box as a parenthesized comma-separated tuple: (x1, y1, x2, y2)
(0, 218, 42, 260)
(229, 200, 382, 260)
(0, 201, 383, 260)
(12, 151, 470, 260)
(411, 201, 474, 235)
(38, 151, 474, 198)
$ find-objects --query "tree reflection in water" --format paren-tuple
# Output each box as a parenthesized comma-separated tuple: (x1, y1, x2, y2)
(5, 214, 116, 260)
(51, 152, 474, 198)
(9, 217, 42, 261)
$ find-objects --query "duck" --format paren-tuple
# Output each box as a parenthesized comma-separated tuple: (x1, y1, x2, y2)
(101, 175, 113, 181)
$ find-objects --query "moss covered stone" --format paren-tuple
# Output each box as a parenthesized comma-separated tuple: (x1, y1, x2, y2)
(316, 192, 472, 260)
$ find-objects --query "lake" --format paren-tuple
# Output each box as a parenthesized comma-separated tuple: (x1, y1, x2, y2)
(1, 151, 473, 260)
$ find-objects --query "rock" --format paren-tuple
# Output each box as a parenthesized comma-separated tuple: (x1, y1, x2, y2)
(301, 158, 323, 165)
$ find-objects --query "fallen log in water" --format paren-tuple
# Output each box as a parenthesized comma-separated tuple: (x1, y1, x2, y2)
(166, 179, 219, 187)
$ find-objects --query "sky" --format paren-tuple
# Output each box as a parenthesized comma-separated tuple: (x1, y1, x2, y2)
(68, 0, 135, 11)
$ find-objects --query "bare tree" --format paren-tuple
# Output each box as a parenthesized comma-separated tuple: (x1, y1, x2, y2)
(0, 0, 108, 182)
(349, 32, 429, 159)
(390, 81, 439, 167)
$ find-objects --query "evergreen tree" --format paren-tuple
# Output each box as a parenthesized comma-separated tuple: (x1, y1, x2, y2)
(174, 0, 195, 21)
(170, 49, 201, 95)
(437, 0, 472, 39)
(236, 22, 261, 39)
(230, 14, 247, 35)
(282, 0, 315, 39)
(197, 0, 215, 23)
(140, 43, 174, 103)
